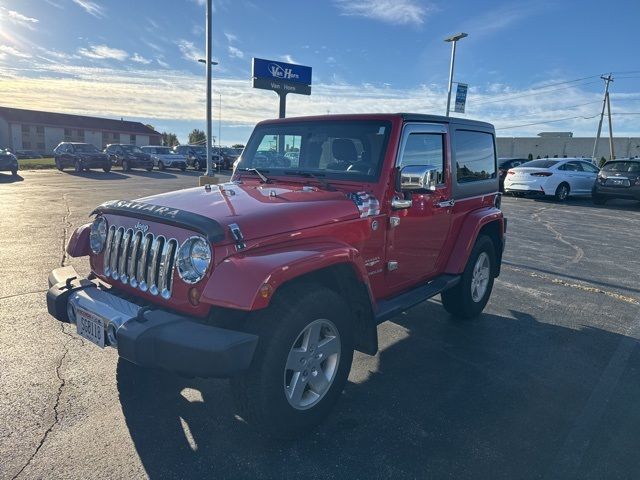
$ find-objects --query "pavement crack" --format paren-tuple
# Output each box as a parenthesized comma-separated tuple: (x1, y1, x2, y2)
(10, 324, 72, 480)
(532, 207, 584, 264)
(60, 193, 72, 267)
(0, 290, 48, 302)
(505, 265, 639, 305)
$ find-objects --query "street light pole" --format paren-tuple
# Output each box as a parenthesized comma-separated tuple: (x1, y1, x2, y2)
(444, 32, 468, 117)
(205, 0, 213, 177)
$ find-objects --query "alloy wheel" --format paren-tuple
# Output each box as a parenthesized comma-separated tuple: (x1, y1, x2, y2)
(470, 252, 490, 303)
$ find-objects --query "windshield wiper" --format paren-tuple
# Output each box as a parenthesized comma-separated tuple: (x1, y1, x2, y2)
(283, 170, 335, 191)
(238, 167, 270, 183)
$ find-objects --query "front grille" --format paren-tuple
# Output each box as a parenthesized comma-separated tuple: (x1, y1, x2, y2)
(103, 226, 178, 299)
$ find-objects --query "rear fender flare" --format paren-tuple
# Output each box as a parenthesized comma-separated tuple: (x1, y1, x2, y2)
(201, 241, 371, 311)
(444, 208, 504, 274)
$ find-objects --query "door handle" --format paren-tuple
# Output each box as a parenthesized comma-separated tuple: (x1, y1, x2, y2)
(436, 199, 455, 208)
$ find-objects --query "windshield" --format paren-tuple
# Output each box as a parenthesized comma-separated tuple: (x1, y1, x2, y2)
(122, 145, 143, 153)
(148, 147, 171, 154)
(74, 144, 100, 153)
(222, 148, 239, 156)
(520, 159, 559, 168)
(602, 161, 640, 173)
(236, 120, 391, 181)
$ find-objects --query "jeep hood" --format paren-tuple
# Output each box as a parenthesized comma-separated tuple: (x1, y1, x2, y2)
(133, 182, 363, 243)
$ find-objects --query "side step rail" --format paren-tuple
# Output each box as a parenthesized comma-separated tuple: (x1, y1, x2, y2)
(374, 274, 461, 325)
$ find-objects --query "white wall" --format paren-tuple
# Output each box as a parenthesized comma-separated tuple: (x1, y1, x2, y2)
(84, 130, 102, 149)
(10, 123, 22, 151)
(44, 127, 64, 153)
(497, 137, 640, 159)
(0, 117, 9, 149)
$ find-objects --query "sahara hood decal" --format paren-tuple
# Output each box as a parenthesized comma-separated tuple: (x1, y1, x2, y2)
(91, 199, 226, 243)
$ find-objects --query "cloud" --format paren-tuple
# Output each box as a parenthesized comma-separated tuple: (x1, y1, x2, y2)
(333, 0, 431, 26)
(280, 54, 296, 64)
(78, 44, 128, 61)
(0, 7, 39, 30)
(460, 3, 548, 38)
(228, 45, 244, 59)
(131, 53, 152, 65)
(224, 32, 238, 43)
(44, 0, 64, 8)
(0, 45, 31, 59)
(176, 39, 203, 62)
(71, 0, 106, 18)
(156, 57, 170, 68)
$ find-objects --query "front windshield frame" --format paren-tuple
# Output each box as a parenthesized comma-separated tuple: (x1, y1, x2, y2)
(236, 120, 392, 183)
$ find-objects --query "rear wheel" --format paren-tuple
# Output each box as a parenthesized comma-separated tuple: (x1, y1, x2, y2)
(55, 158, 63, 171)
(441, 235, 496, 319)
(554, 182, 570, 201)
(231, 284, 354, 439)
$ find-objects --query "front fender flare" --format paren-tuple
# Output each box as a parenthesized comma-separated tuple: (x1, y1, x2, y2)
(444, 207, 504, 274)
(201, 241, 370, 311)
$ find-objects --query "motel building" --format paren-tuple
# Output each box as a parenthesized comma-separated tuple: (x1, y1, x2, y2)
(0, 106, 161, 155)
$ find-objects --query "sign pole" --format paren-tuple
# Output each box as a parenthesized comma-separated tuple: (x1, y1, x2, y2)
(278, 92, 287, 119)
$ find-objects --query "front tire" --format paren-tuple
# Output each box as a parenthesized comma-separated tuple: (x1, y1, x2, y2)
(74, 160, 82, 173)
(158, 161, 165, 171)
(194, 159, 202, 171)
(441, 235, 496, 319)
(231, 284, 354, 439)
(103, 165, 111, 173)
(554, 182, 570, 201)
(11, 169, 17, 176)
(122, 160, 130, 172)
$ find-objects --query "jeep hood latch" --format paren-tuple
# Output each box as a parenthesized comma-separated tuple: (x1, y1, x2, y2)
(229, 223, 246, 251)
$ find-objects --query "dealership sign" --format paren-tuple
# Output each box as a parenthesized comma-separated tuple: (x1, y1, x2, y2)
(454, 83, 468, 113)
(252, 58, 312, 96)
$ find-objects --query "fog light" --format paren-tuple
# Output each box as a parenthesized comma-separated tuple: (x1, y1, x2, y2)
(188, 287, 201, 306)
(67, 301, 77, 323)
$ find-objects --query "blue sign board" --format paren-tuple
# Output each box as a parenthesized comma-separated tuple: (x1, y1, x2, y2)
(252, 58, 312, 86)
(454, 83, 468, 114)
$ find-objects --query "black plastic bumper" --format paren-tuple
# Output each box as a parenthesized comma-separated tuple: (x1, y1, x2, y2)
(46, 266, 258, 378)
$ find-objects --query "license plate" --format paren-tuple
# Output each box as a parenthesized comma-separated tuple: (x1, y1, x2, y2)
(76, 306, 105, 348)
(608, 178, 629, 186)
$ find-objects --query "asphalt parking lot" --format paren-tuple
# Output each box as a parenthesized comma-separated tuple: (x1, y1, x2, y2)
(1, 170, 639, 480)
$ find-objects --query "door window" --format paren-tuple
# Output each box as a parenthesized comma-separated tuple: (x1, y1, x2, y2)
(399, 133, 445, 184)
(581, 162, 599, 173)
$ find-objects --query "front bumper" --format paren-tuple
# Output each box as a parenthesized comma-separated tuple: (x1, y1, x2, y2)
(46, 266, 258, 377)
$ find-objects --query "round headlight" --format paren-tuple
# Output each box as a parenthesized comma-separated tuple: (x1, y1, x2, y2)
(90, 216, 108, 254)
(177, 237, 211, 284)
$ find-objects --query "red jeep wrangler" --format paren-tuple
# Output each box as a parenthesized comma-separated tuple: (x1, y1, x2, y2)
(47, 114, 505, 438)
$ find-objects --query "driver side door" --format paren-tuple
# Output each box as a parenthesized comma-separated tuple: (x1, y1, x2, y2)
(384, 123, 453, 293)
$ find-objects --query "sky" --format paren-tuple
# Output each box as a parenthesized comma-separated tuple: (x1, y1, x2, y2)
(1, 0, 639, 145)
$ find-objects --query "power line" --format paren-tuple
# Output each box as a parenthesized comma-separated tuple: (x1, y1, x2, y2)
(530, 74, 602, 90)
(496, 114, 600, 130)
(470, 80, 601, 107)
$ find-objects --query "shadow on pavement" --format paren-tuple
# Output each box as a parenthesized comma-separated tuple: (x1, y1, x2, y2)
(0, 173, 24, 183)
(125, 170, 178, 179)
(66, 171, 130, 180)
(521, 195, 640, 211)
(117, 302, 640, 479)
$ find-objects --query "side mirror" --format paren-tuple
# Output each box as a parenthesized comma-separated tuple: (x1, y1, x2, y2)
(398, 165, 439, 192)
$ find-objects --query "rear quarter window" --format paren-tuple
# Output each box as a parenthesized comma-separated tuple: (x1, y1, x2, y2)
(455, 130, 496, 183)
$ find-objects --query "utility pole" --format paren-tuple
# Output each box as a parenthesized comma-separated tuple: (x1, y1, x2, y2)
(606, 90, 615, 160)
(592, 74, 613, 162)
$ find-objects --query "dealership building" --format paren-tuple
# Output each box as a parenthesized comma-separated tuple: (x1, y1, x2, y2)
(497, 132, 640, 159)
(0, 106, 161, 155)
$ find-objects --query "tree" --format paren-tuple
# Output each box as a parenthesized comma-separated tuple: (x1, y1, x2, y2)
(145, 124, 156, 132)
(188, 129, 206, 145)
(232, 143, 245, 149)
(527, 153, 533, 161)
(599, 156, 607, 167)
(161, 132, 179, 147)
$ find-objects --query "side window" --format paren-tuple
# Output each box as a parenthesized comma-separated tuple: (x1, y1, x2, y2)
(512, 161, 522, 167)
(581, 162, 599, 173)
(455, 130, 496, 183)
(399, 133, 445, 184)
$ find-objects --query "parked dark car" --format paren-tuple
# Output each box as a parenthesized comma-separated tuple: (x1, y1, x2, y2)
(219, 147, 242, 170)
(15, 150, 43, 159)
(498, 158, 528, 192)
(592, 158, 640, 204)
(53, 142, 111, 173)
(0, 148, 18, 176)
(173, 145, 219, 171)
(105, 144, 154, 171)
